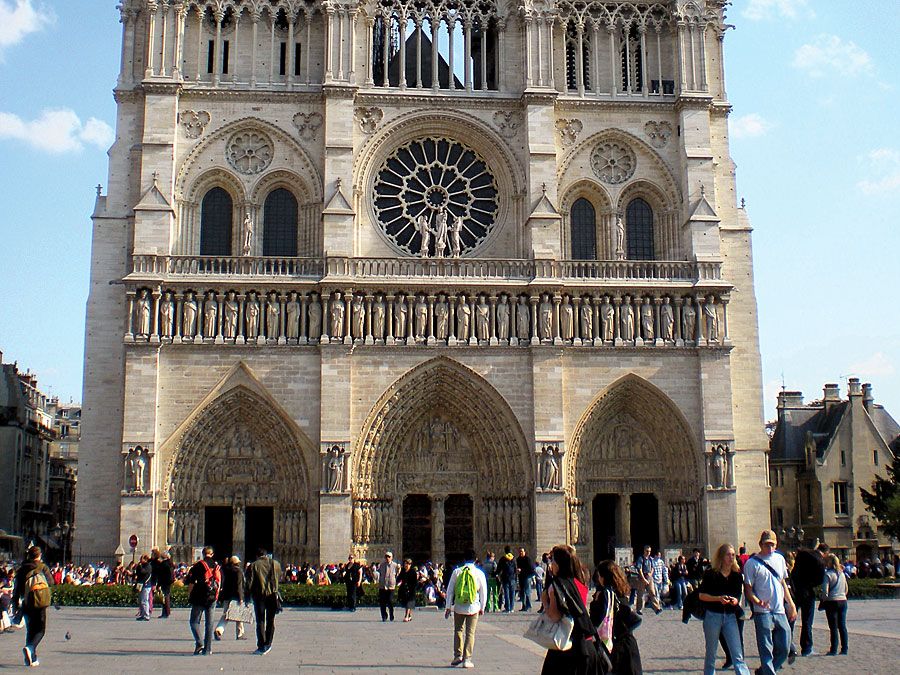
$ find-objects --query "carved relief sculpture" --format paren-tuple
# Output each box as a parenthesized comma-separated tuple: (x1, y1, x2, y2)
(241, 213, 254, 256)
(245, 292, 260, 339)
(620, 296, 635, 341)
(560, 296, 574, 341)
(285, 292, 300, 339)
(476, 297, 490, 341)
(555, 118, 583, 146)
(456, 294, 471, 340)
(682, 298, 697, 341)
(704, 295, 718, 341)
(308, 293, 322, 339)
(492, 110, 524, 138)
(516, 296, 530, 339)
(292, 111, 323, 141)
(179, 110, 211, 139)
(352, 294, 366, 340)
(182, 291, 198, 338)
(223, 291, 239, 339)
(591, 141, 637, 184)
(539, 294, 553, 340)
(137, 289, 151, 336)
(434, 294, 449, 339)
(660, 297, 674, 341)
(601, 296, 614, 341)
(227, 130, 274, 175)
(394, 295, 408, 339)
(266, 292, 280, 339)
(644, 121, 673, 148)
(203, 292, 217, 337)
(159, 291, 174, 337)
(414, 295, 428, 340)
(127, 446, 148, 493)
(372, 294, 386, 341)
(640, 298, 654, 341)
(354, 106, 383, 134)
(580, 298, 593, 340)
(496, 295, 510, 341)
(330, 292, 345, 339)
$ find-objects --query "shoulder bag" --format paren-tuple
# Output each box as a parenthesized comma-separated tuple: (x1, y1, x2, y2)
(523, 580, 574, 651)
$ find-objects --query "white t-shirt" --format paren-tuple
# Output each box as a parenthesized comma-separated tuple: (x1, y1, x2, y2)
(446, 563, 488, 615)
(743, 552, 788, 614)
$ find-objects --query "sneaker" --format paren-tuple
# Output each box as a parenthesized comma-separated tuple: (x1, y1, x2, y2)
(23, 647, 33, 667)
(253, 648, 264, 655)
(450, 657, 463, 667)
(261, 645, 272, 655)
(193, 644, 203, 655)
(463, 660, 474, 669)
(30, 660, 40, 668)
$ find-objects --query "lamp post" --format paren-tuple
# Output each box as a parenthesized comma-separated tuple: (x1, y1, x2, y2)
(780, 525, 805, 551)
(52, 521, 72, 564)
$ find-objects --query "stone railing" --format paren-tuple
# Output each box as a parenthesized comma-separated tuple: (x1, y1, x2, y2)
(130, 255, 722, 284)
(125, 286, 731, 349)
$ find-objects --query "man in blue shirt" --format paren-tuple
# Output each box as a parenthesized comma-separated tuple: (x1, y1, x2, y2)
(634, 545, 661, 614)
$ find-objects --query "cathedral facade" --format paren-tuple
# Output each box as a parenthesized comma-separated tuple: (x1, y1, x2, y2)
(77, 0, 770, 567)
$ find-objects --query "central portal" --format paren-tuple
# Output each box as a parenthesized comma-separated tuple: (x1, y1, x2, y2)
(402, 494, 432, 563)
(444, 494, 474, 567)
(204, 506, 233, 562)
(245, 506, 274, 561)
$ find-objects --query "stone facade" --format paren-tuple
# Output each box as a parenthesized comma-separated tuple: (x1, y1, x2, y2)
(76, 0, 770, 565)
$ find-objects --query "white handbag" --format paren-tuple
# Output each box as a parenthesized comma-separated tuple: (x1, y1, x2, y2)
(523, 611, 575, 651)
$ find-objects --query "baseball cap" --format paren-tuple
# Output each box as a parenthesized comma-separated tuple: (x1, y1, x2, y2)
(759, 529, 778, 545)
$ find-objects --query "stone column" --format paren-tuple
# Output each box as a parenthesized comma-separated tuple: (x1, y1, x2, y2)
(469, 296, 478, 345)
(365, 295, 374, 345)
(150, 289, 161, 343)
(431, 494, 446, 565)
(385, 294, 395, 344)
(617, 493, 632, 547)
(552, 294, 563, 345)
(125, 291, 136, 341)
(489, 295, 498, 345)
(530, 295, 539, 344)
(174, 293, 183, 344)
(236, 293, 246, 344)
(613, 296, 622, 345)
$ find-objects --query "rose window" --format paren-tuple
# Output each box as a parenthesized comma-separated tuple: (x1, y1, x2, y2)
(590, 141, 637, 184)
(226, 130, 274, 175)
(373, 137, 499, 256)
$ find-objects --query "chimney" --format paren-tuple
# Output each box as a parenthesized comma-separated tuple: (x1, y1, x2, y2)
(862, 383, 874, 412)
(823, 383, 840, 411)
(777, 391, 804, 410)
(848, 377, 862, 397)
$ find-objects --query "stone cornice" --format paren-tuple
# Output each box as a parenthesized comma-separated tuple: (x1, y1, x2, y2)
(177, 86, 325, 105)
(355, 90, 522, 110)
(323, 84, 359, 99)
(141, 81, 183, 96)
(555, 97, 678, 114)
(674, 94, 715, 113)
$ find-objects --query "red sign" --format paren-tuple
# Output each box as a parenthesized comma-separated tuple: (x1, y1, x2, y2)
(129, 534, 139, 550)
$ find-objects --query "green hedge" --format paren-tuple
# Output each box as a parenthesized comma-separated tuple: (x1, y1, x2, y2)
(847, 578, 900, 599)
(51, 583, 413, 608)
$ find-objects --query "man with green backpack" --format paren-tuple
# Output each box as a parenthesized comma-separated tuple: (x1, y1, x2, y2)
(444, 549, 488, 669)
(13, 545, 54, 667)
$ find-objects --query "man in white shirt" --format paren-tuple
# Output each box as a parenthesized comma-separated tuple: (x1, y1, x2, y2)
(743, 530, 797, 675)
(444, 549, 488, 669)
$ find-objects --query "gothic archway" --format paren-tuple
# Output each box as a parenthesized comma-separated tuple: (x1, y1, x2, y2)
(163, 385, 312, 563)
(568, 375, 703, 562)
(353, 357, 532, 563)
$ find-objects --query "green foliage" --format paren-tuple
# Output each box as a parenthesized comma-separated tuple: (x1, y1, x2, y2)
(860, 453, 900, 540)
(847, 578, 900, 599)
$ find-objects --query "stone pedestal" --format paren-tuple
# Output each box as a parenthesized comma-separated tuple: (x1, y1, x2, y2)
(703, 489, 737, 549)
(534, 491, 566, 555)
(319, 493, 352, 564)
(120, 493, 155, 555)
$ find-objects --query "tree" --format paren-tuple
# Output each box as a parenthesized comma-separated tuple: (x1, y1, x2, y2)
(860, 452, 900, 541)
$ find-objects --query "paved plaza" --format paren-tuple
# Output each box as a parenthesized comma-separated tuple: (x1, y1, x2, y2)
(1, 601, 898, 673)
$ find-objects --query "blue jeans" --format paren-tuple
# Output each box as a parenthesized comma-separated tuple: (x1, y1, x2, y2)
(672, 578, 689, 609)
(519, 576, 533, 610)
(501, 580, 515, 612)
(190, 603, 214, 652)
(753, 612, 791, 675)
(798, 594, 816, 654)
(824, 600, 848, 654)
(703, 611, 750, 675)
(138, 585, 152, 619)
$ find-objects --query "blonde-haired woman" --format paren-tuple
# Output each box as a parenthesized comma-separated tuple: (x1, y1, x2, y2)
(698, 544, 749, 675)
(821, 554, 848, 655)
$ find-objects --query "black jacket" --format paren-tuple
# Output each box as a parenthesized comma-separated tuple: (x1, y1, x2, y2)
(152, 558, 175, 588)
(13, 561, 53, 610)
(220, 562, 244, 603)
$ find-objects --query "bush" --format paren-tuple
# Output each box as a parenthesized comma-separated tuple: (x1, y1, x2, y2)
(847, 578, 900, 599)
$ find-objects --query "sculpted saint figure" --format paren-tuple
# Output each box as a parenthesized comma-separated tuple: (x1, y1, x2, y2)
(640, 297, 654, 340)
(560, 296, 574, 340)
(704, 295, 718, 341)
(539, 294, 553, 340)
(476, 297, 490, 340)
(434, 294, 449, 339)
(203, 292, 218, 337)
(682, 297, 697, 341)
(242, 212, 254, 256)
(128, 447, 147, 493)
(516, 296, 530, 339)
(580, 298, 593, 340)
(137, 289, 151, 336)
(372, 294, 386, 340)
(352, 294, 366, 339)
(414, 295, 428, 339)
(414, 213, 431, 257)
(615, 212, 626, 260)
(601, 296, 614, 341)
(182, 291, 198, 338)
(327, 446, 345, 492)
(308, 293, 322, 339)
(713, 445, 728, 488)
(457, 294, 471, 340)
(245, 292, 260, 339)
(285, 292, 300, 339)
(266, 292, 280, 338)
(570, 506, 580, 544)
(620, 296, 635, 340)
(330, 292, 345, 338)
(223, 291, 239, 338)
(352, 502, 363, 541)
(660, 296, 674, 340)
(394, 295, 408, 338)
(159, 291, 174, 337)
(496, 295, 510, 340)
(433, 207, 449, 258)
(540, 445, 560, 490)
(449, 215, 463, 258)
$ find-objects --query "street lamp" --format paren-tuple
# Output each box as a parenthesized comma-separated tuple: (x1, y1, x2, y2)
(53, 522, 72, 565)
(780, 525, 805, 551)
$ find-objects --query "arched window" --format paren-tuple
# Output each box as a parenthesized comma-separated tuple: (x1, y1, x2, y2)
(626, 198, 654, 260)
(263, 188, 298, 256)
(199, 187, 233, 256)
(570, 198, 597, 260)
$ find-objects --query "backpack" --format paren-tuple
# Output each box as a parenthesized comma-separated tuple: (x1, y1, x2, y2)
(200, 561, 221, 605)
(455, 566, 477, 605)
(26, 568, 51, 610)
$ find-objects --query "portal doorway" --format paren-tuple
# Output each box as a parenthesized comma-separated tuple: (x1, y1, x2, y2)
(245, 506, 274, 562)
(592, 494, 618, 567)
(204, 506, 233, 563)
(444, 494, 474, 567)
(630, 493, 659, 558)
(402, 494, 432, 564)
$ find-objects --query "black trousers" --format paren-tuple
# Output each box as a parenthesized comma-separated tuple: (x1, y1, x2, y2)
(346, 583, 358, 610)
(253, 595, 278, 649)
(798, 594, 816, 654)
(379, 588, 395, 620)
(24, 607, 46, 654)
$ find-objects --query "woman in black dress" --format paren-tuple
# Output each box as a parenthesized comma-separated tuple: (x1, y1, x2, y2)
(396, 559, 419, 622)
(591, 560, 642, 675)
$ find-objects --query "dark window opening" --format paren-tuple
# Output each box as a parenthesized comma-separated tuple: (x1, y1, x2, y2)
(279, 42, 287, 76)
(294, 43, 302, 76)
(263, 188, 298, 257)
(207, 40, 215, 74)
(626, 198, 654, 260)
(222, 40, 229, 74)
(570, 198, 597, 260)
(199, 187, 233, 256)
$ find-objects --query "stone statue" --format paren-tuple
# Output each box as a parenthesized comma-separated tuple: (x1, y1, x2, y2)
(414, 213, 431, 257)
(159, 291, 174, 336)
(434, 294, 449, 339)
(203, 292, 217, 337)
(241, 212, 253, 256)
(352, 294, 365, 339)
(640, 297, 654, 340)
(560, 296, 574, 340)
(539, 294, 553, 340)
(308, 293, 322, 339)
(683, 297, 697, 341)
(601, 296, 614, 341)
(266, 292, 280, 338)
(182, 291, 198, 338)
(540, 445, 560, 490)
(245, 292, 260, 339)
(476, 297, 490, 340)
(620, 296, 635, 340)
(330, 292, 345, 338)
(711, 445, 728, 488)
(615, 212, 625, 260)
(166, 511, 175, 544)
(223, 291, 239, 338)
(137, 289, 151, 336)
(516, 296, 530, 339)
(580, 298, 593, 340)
(457, 294, 471, 340)
(704, 295, 718, 341)
(570, 505, 580, 544)
(327, 445, 345, 492)
(285, 292, 300, 339)
(496, 295, 510, 340)
(394, 295, 408, 338)
(352, 501, 363, 541)
(660, 297, 674, 340)
(449, 215, 463, 258)
(372, 294, 386, 339)
(433, 207, 449, 258)
(414, 295, 428, 339)
(128, 446, 148, 493)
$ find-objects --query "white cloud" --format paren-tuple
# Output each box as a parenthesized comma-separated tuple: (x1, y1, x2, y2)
(857, 148, 900, 196)
(847, 352, 897, 379)
(742, 0, 814, 21)
(730, 113, 773, 140)
(0, 108, 114, 153)
(792, 34, 874, 78)
(0, 0, 50, 50)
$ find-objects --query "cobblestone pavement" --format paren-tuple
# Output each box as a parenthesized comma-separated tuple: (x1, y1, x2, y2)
(1, 601, 897, 673)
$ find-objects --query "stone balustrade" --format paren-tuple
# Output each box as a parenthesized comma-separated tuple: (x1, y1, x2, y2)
(125, 286, 731, 348)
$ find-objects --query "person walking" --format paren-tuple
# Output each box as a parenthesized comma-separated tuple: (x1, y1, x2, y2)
(497, 547, 517, 613)
(820, 554, 848, 655)
(698, 544, 750, 675)
(743, 530, 797, 675)
(214, 555, 247, 641)
(670, 555, 689, 610)
(13, 546, 54, 667)
(444, 548, 488, 669)
(155, 552, 175, 618)
(634, 546, 661, 615)
(134, 554, 153, 621)
(344, 554, 363, 612)
(377, 551, 400, 621)
(516, 547, 535, 611)
(479, 551, 500, 612)
(185, 547, 221, 655)
(789, 542, 827, 656)
(591, 560, 642, 675)
(397, 558, 419, 622)
(247, 548, 282, 655)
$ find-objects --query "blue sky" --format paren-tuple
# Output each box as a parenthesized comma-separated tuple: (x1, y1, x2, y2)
(0, 0, 897, 422)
